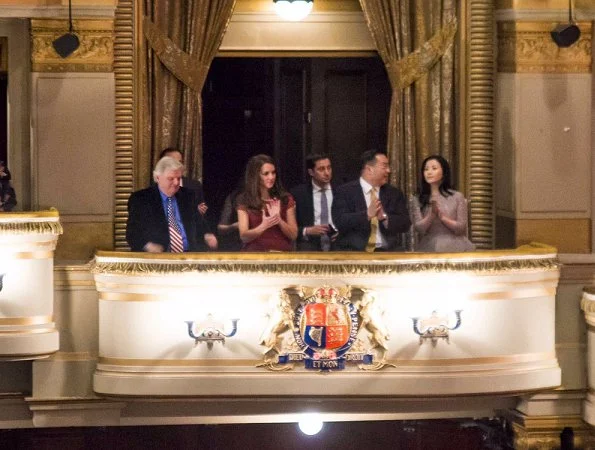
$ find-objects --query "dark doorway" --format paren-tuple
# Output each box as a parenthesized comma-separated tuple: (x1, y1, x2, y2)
(201, 56, 391, 227)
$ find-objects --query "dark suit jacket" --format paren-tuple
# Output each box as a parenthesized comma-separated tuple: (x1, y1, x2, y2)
(126, 185, 209, 252)
(290, 182, 335, 251)
(332, 179, 411, 251)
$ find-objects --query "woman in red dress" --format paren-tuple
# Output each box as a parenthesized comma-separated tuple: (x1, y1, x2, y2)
(237, 154, 298, 251)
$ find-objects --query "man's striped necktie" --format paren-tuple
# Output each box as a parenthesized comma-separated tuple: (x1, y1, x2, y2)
(167, 197, 184, 253)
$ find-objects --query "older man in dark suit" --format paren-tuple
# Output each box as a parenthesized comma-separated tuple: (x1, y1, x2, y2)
(332, 150, 410, 251)
(126, 156, 217, 252)
(291, 154, 336, 251)
(159, 148, 208, 216)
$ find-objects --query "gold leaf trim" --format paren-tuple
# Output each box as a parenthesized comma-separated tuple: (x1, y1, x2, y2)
(0, 211, 59, 219)
(467, 0, 497, 249)
(6, 252, 55, 260)
(31, 18, 114, 73)
(91, 255, 559, 276)
(0, 221, 63, 235)
(113, 0, 134, 250)
(97, 352, 554, 368)
(0, 328, 56, 335)
(498, 21, 592, 73)
(0, 316, 53, 326)
(580, 294, 595, 313)
(98, 358, 260, 367)
(97, 287, 557, 302)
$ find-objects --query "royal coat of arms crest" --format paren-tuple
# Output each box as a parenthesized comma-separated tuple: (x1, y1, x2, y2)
(259, 286, 392, 371)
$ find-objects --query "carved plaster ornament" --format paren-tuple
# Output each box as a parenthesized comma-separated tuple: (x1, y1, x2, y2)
(258, 286, 393, 372)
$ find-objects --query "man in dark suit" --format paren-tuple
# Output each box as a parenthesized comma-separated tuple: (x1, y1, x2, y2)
(126, 156, 217, 252)
(291, 154, 336, 251)
(332, 150, 411, 251)
(159, 148, 208, 216)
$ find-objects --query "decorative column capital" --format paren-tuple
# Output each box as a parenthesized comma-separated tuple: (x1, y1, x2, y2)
(581, 287, 595, 326)
(31, 18, 114, 72)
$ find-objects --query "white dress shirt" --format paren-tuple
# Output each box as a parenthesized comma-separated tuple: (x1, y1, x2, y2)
(303, 180, 334, 238)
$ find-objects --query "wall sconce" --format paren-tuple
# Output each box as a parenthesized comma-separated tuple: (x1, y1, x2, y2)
(274, 0, 313, 22)
(185, 314, 239, 349)
(411, 310, 462, 344)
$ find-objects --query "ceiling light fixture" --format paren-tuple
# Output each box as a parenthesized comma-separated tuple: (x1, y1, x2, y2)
(274, 0, 313, 22)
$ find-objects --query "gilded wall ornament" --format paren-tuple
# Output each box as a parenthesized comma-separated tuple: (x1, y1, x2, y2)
(258, 286, 392, 372)
(498, 21, 592, 73)
(31, 19, 114, 72)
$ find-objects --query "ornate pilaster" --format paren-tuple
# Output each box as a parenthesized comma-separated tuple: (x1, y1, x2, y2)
(498, 21, 592, 73)
(508, 412, 595, 449)
(31, 19, 114, 72)
(466, 0, 497, 249)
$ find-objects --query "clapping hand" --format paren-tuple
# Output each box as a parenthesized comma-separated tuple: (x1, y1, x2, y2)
(376, 202, 387, 222)
(261, 199, 281, 230)
(203, 233, 218, 250)
(198, 202, 208, 215)
(367, 198, 381, 220)
(430, 199, 446, 221)
(144, 242, 165, 253)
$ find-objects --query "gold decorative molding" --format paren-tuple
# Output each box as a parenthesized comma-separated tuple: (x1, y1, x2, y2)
(508, 413, 595, 450)
(0, 220, 62, 235)
(0, 316, 53, 326)
(580, 290, 595, 317)
(496, 0, 595, 10)
(466, 0, 496, 249)
(113, 0, 134, 250)
(498, 21, 592, 73)
(31, 18, 114, 72)
(91, 246, 560, 277)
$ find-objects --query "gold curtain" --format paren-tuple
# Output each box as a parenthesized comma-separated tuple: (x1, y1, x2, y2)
(358, 1, 457, 247)
(140, 0, 236, 186)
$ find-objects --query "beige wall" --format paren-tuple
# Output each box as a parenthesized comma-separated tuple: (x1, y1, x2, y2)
(495, 19, 593, 252)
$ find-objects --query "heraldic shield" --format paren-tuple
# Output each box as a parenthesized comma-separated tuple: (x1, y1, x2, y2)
(301, 302, 351, 350)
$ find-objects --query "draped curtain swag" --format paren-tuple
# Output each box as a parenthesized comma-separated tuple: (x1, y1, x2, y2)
(141, 0, 236, 186)
(358, 0, 457, 201)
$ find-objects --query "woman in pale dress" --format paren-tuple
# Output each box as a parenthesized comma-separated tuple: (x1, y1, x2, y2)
(411, 155, 475, 252)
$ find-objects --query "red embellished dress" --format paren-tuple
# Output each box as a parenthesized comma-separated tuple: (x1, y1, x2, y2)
(237, 195, 296, 252)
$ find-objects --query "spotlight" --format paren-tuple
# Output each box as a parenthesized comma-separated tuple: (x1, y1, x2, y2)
(551, 0, 581, 48)
(298, 413, 323, 436)
(52, 0, 79, 58)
